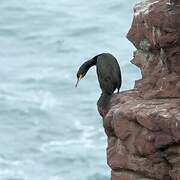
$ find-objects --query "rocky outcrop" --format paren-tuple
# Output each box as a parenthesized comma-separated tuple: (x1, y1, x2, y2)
(97, 0, 180, 179)
(98, 91, 180, 180)
(127, 0, 180, 98)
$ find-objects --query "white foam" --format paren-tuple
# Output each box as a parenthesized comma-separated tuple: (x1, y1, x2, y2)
(0, 157, 25, 179)
(40, 121, 98, 152)
(0, 157, 22, 167)
(0, 89, 61, 112)
(40, 138, 94, 153)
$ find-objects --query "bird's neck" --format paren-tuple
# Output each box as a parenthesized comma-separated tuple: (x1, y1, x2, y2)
(84, 58, 97, 71)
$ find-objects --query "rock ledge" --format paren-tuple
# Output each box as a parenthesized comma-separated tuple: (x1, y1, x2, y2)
(98, 90, 180, 180)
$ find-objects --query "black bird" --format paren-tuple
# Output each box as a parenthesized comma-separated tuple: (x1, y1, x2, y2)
(75, 53, 122, 95)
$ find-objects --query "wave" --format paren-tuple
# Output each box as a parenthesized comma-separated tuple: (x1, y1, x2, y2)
(40, 121, 99, 153)
(0, 89, 60, 112)
(0, 157, 25, 180)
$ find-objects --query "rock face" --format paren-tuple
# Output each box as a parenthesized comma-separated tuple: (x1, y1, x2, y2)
(98, 91, 180, 180)
(127, 0, 180, 98)
(97, 0, 180, 179)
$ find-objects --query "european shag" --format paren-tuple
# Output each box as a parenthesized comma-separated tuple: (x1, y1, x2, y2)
(75, 53, 122, 95)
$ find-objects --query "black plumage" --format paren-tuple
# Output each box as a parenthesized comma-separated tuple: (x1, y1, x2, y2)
(76, 53, 122, 95)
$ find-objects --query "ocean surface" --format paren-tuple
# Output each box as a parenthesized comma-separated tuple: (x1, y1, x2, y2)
(0, 0, 141, 180)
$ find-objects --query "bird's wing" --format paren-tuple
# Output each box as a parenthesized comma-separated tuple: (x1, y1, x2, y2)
(97, 63, 117, 94)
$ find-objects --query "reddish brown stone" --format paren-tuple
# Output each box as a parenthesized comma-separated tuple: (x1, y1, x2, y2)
(97, 0, 180, 179)
(127, 0, 180, 98)
(98, 91, 180, 180)
(107, 138, 170, 179)
(111, 170, 153, 180)
(127, 0, 180, 50)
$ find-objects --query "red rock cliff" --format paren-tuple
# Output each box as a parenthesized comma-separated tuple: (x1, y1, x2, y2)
(97, 0, 180, 179)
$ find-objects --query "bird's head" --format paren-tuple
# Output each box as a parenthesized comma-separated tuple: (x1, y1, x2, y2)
(75, 63, 89, 87)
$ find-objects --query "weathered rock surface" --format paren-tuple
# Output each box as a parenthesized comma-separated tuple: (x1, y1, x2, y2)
(98, 91, 180, 180)
(127, 0, 180, 98)
(97, 0, 180, 179)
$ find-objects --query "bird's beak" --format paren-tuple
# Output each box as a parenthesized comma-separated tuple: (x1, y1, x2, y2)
(75, 75, 83, 88)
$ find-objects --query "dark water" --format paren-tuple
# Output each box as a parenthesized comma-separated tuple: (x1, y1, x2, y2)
(0, 0, 141, 179)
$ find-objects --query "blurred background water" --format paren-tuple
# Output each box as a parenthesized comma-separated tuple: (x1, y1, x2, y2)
(0, 0, 141, 180)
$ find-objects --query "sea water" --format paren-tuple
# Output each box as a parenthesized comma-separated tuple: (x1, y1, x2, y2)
(0, 0, 141, 179)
